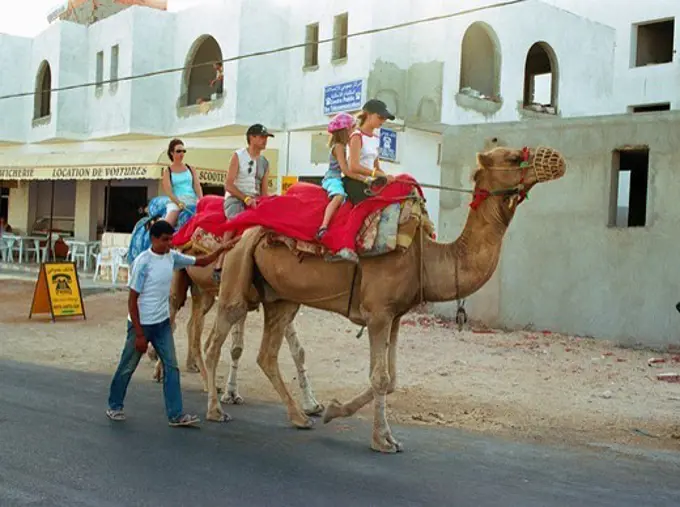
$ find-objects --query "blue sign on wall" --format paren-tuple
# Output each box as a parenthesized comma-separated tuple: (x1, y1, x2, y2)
(323, 79, 363, 115)
(379, 128, 397, 162)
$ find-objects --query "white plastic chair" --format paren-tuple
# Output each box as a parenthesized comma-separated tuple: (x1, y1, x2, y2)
(0, 236, 11, 262)
(112, 247, 130, 285)
(92, 246, 118, 283)
(66, 242, 88, 270)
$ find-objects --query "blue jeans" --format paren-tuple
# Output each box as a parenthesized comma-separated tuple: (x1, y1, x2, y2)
(108, 319, 184, 421)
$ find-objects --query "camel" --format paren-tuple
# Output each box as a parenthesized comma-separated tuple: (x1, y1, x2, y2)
(202, 145, 567, 452)
(150, 253, 324, 416)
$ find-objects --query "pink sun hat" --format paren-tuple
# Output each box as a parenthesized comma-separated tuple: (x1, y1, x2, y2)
(327, 112, 356, 133)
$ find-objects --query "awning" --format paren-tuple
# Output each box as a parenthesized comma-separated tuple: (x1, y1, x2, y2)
(0, 148, 167, 181)
(0, 146, 279, 185)
(0, 147, 242, 183)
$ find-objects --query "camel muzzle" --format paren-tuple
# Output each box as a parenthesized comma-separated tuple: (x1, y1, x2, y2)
(532, 147, 566, 182)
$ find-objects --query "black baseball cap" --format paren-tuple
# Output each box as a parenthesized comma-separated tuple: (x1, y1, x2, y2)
(246, 123, 274, 138)
(362, 99, 395, 120)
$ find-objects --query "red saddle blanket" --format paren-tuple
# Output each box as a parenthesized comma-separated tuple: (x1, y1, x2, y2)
(172, 174, 424, 255)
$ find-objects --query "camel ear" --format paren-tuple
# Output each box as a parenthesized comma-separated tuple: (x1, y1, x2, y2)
(476, 152, 493, 168)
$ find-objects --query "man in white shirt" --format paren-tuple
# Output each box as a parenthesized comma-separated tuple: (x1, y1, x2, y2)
(106, 220, 227, 427)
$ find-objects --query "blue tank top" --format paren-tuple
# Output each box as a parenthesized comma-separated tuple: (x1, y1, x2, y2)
(323, 145, 343, 181)
(169, 167, 196, 198)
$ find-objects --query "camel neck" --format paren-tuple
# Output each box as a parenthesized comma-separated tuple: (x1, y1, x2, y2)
(422, 194, 515, 302)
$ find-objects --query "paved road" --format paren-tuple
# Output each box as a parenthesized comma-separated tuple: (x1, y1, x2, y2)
(1, 359, 679, 507)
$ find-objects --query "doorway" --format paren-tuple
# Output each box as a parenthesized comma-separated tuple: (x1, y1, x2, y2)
(105, 186, 148, 233)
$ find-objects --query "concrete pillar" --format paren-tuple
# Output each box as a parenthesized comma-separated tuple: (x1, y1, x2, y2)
(74, 180, 98, 240)
(7, 182, 37, 235)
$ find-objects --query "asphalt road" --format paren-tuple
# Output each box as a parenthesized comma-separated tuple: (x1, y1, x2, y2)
(1, 359, 679, 507)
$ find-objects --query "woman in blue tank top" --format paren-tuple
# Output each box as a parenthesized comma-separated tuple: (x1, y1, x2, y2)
(162, 138, 203, 227)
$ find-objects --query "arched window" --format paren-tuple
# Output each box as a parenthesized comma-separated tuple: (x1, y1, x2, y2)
(182, 35, 224, 106)
(459, 22, 501, 100)
(523, 42, 558, 113)
(34, 61, 52, 120)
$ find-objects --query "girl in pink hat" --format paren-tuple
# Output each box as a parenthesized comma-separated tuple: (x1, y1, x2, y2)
(316, 112, 365, 239)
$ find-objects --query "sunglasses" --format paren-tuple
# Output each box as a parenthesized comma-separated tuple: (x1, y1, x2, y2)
(248, 160, 254, 174)
(175, 149, 186, 154)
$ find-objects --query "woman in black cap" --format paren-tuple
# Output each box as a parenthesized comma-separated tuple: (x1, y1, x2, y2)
(348, 99, 395, 185)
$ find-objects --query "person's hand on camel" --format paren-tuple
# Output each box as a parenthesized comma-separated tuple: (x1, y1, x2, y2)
(244, 196, 258, 209)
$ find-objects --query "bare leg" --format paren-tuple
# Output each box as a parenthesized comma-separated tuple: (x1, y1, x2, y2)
(257, 301, 313, 429)
(284, 322, 324, 416)
(164, 210, 179, 227)
(318, 194, 343, 235)
(221, 316, 246, 404)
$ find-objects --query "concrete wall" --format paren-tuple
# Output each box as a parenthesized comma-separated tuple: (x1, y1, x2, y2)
(86, 9, 136, 138)
(437, 111, 680, 347)
(0, 34, 32, 143)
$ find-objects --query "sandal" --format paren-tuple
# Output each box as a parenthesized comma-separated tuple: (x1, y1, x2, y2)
(169, 414, 200, 427)
(315, 227, 328, 240)
(106, 409, 126, 421)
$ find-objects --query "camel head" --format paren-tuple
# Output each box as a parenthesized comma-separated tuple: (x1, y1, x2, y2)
(471, 146, 566, 211)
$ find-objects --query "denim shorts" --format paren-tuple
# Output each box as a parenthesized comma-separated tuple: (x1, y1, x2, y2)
(223, 196, 246, 219)
(322, 177, 347, 198)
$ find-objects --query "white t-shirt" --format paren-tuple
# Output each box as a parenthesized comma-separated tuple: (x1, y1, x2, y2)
(128, 249, 196, 325)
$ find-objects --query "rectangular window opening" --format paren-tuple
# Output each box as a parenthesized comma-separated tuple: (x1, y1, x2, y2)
(304, 23, 319, 68)
(610, 148, 649, 228)
(634, 19, 674, 67)
(629, 103, 670, 113)
(95, 51, 104, 89)
(110, 44, 119, 84)
(332, 12, 348, 61)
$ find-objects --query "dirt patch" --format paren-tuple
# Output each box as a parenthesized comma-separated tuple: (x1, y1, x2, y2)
(2, 280, 680, 451)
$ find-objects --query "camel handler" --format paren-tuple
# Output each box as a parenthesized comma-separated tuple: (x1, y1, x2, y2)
(213, 123, 273, 283)
(106, 220, 228, 427)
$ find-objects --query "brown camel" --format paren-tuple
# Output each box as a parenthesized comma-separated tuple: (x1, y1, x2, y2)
(150, 254, 324, 416)
(202, 145, 566, 452)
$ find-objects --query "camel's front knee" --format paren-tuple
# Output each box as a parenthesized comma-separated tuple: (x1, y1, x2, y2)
(370, 368, 390, 394)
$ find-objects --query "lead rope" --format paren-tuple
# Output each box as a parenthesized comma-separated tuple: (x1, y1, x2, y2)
(454, 247, 467, 331)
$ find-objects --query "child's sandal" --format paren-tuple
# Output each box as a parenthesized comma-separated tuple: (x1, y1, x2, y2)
(315, 227, 328, 240)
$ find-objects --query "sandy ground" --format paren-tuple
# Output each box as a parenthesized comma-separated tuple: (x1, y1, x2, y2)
(2, 279, 680, 451)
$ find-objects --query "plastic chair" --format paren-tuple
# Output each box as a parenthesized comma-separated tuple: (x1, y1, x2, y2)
(112, 247, 130, 285)
(92, 246, 118, 283)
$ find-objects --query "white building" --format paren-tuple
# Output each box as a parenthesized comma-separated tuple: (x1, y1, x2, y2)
(0, 0, 678, 345)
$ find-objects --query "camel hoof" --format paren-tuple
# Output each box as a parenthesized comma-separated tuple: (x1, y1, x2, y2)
(185, 363, 200, 373)
(322, 399, 343, 424)
(304, 403, 325, 417)
(292, 416, 315, 430)
(371, 435, 403, 454)
(221, 392, 244, 405)
(207, 410, 232, 423)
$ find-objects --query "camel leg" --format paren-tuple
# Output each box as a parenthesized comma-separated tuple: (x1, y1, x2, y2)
(154, 269, 191, 383)
(257, 301, 313, 429)
(284, 322, 324, 416)
(323, 315, 401, 453)
(221, 316, 246, 405)
(204, 304, 244, 423)
(366, 316, 401, 453)
(191, 292, 215, 392)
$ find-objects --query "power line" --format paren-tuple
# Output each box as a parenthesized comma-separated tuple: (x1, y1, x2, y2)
(0, 0, 526, 102)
